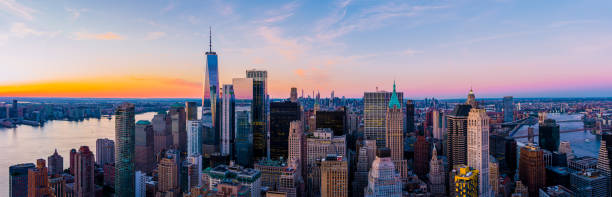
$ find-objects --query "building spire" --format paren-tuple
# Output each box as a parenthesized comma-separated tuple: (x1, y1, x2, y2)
(389, 81, 401, 109)
(209, 26, 212, 52)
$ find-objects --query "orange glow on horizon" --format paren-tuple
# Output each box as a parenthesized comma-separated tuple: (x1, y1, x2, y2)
(0, 76, 202, 98)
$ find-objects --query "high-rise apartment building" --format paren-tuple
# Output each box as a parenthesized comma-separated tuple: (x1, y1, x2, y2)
(135, 120, 155, 174)
(28, 159, 52, 197)
(47, 149, 63, 175)
(75, 146, 95, 197)
(320, 154, 348, 197)
(539, 119, 560, 152)
(233, 77, 254, 167)
(428, 145, 446, 195)
(446, 104, 472, 169)
(187, 119, 202, 156)
(364, 89, 403, 148)
(519, 144, 546, 197)
(221, 84, 235, 156)
(96, 138, 115, 166)
(270, 101, 301, 160)
(115, 102, 135, 196)
(169, 104, 187, 152)
(385, 82, 408, 180)
(10, 163, 35, 197)
(503, 96, 513, 123)
(454, 165, 479, 197)
(247, 69, 269, 159)
(467, 108, 490, 196)
(364, 148, 402, 197)
(158, 153, 180, 195)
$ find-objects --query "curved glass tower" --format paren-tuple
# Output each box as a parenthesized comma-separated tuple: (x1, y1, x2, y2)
(203, 28, 220, 153)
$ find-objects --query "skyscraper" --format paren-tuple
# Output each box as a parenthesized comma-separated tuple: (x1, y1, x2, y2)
(135, 120, 155, 174)
(233, 77, 254, 167)
(270, 101, 301, 160)
(169, 104, 187, 152)
(364, 89, 403, 148)
(288, 121, 305, 167)
(354, 139, 377, 197)
(596, 132, 611, 197)
(365, 148, 402, 197)
(466, 88, 477, 108)
(519, 144, 546, 197)
(467, 108, 490, 196)
(503, 96, 513, 123)
(320, 154, 348, 197)
(69, 148, 76, 175)
(406, 100, 415, 135)
(432, 109, 445, 140)
(75, 146, 95, 197)
(316, 109, 347, 136)
(96, 138, 115, 166)
(185, 101, 198, 121)
(385, 82, 408, 180)
(153, 112, 172, 154)
(158, 153, 180, 196)
(115, 102, 135, 196)
(428, 145, 446, 195)
(10, 163, 35, 197)
(539, 119, 560, 152)
(290, 87, 298, 102)
(247, 69, 269, 159)
(414, 135, 430, 178)
(187, 119, 202, 156)
(454, 165, 479, 197)
(306, 128, 346, 196)
(28, 159, 51, 197)
(202, 28, 221, 152)
(221, 84, 235, 156)
(47, 149, 63, 176)
(446, 104, 472, 169)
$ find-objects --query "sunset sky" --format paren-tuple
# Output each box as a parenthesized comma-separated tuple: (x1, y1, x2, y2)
(1, 0, 611, 99)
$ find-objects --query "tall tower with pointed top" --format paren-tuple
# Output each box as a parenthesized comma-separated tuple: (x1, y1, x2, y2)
(467, 88, 476, 108)
(428, 145, 446, 195)
(203, 27, 220, 152)
(468, 108, 490, 196)
(385, 81, 408, 180)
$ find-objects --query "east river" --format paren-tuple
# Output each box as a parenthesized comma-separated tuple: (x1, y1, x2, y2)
(0, 112, 156, 193)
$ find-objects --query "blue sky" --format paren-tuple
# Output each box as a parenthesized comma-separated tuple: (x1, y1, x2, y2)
(1, 0, 611, 98)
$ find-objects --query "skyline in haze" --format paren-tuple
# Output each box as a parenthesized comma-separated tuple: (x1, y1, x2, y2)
(1, 0, 611, 99)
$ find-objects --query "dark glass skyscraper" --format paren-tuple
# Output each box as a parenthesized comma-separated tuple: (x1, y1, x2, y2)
(9, 163, 35, 197)
(233, 77, 254, 167)
(115, 102, 135, 196)
(247, 69, 268, 159)
(446, 104, 472, 168)
(539, 119, 560, 152)
(270, 101, 301, 160)
(406, 100, 415, 135)
(316, 108, 347, 136)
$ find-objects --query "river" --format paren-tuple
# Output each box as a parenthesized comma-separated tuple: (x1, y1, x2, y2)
(0, 112, 157, 193)
(513, 113, 600, 158)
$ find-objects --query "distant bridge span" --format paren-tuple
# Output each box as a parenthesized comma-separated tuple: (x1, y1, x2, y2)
(513, 128, 611, 139)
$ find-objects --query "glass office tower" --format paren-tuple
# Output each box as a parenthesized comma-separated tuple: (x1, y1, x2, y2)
(233, 78, 254, 167)
(247, 70, 268, 159)
(202, 30, 220, 152)
(115, 102, 135, 196)
(269, 101, 301, 160)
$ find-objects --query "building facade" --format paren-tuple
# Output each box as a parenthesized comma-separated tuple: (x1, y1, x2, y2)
(115, 102, 135, 196)
(363, 90, 403, 148)
(75, 146, 95, 197)
(467, 108, 490, 196)
(519, 144, 546, 197)
(320, 154, 348, 197)
(135, 120, 155, 174)
(454, 165, 479, 197)
(47, 149, 63, 176)
(10, 163, 35, 197)
(247, 69, 269, 160)
(221, 84, 235, 156)
(270, 101, 301, 160)
(96, 138, 115, 166)
(539, 119, 560, 152)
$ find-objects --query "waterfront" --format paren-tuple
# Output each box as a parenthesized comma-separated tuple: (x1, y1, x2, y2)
(514, 113, 600, 158)
(0, 112, 156, 193)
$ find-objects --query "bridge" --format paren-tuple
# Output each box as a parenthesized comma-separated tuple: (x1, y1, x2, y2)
(556, 120, 583, 123)
(513, 128, 611, 139)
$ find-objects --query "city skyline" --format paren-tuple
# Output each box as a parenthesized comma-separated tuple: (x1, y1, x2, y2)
(1, 0, 611, 98)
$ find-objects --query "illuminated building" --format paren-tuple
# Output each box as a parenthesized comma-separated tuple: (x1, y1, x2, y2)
(454, 165, 479, 197)
(364, 89, 403, 148)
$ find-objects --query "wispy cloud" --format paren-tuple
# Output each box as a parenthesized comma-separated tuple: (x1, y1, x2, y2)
(258, 1, 300, 23)
(65, 7, 88, 19)
(144, 32, 166, 40)
(10, 22, 60, 38)
(161, 2, 174, 13)
(73, 32, 124, 40)
(0, 0, 36, 20)
(257, 26, 307, 61)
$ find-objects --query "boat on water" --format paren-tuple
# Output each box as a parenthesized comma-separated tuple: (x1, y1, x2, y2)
(585, 139, 591, 143)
